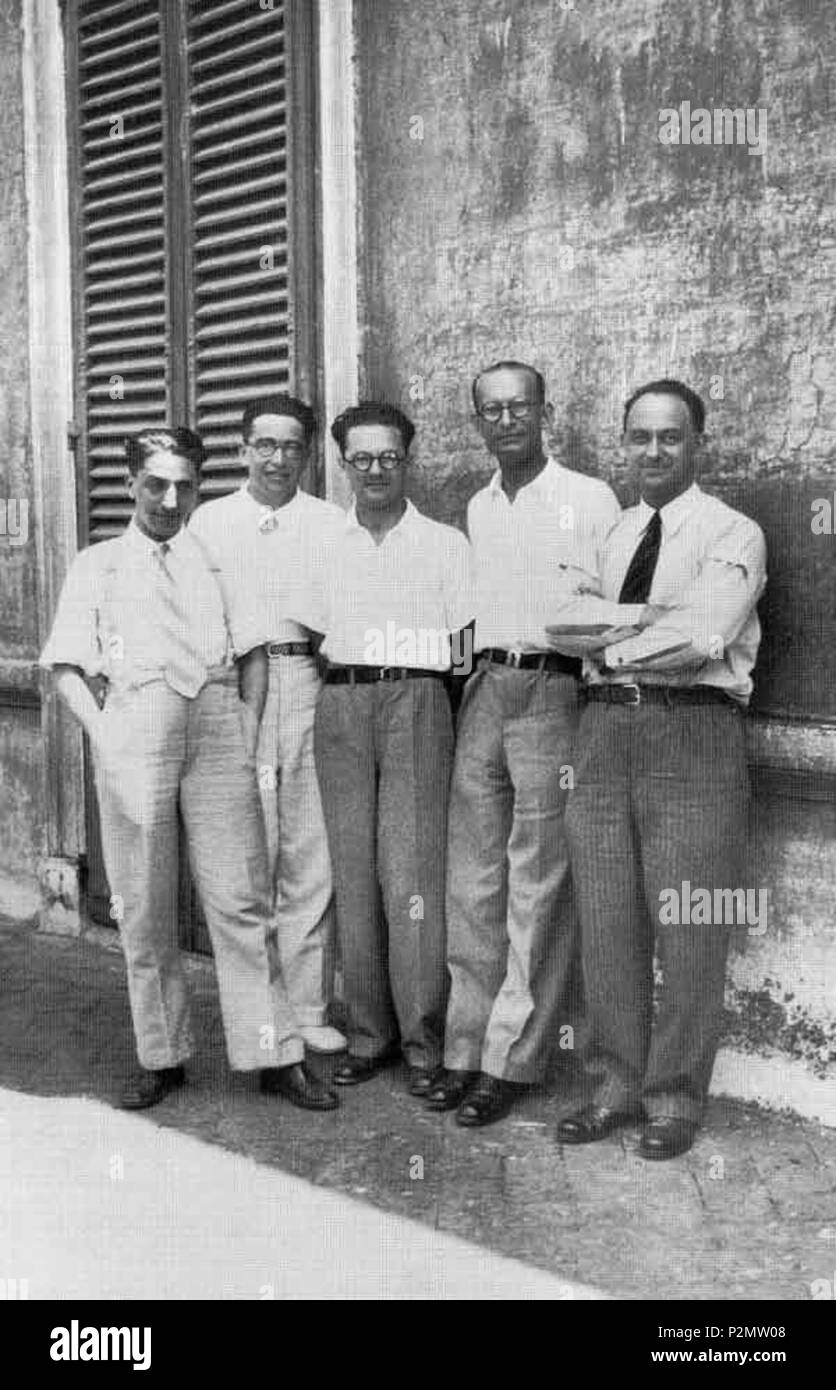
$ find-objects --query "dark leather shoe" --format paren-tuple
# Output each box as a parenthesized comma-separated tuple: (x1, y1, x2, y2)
(639, 1116, 698, 1161)
(555, 1104, 639, 1144)
(119, 1065, 185, 1111)
(424, 1068, 478, 1111)
(333, 1052, 395, 1086)
(455, 1074, 517, 1128)
(259, 1062, 338, 1111)
(407, 1065, 444, 1098)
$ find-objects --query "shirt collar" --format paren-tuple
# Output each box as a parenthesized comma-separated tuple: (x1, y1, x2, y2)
(345, 497, 416, 536)
(488, 454, 563, 501)
(635, 481, 701, 536)
(124, 517, 190, 558)
(241, 483, 302, 529)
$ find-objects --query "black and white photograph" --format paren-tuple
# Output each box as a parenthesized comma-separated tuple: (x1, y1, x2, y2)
(0, 0, 834, 1330)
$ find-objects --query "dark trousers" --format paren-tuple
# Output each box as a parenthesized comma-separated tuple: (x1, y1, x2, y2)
(313, 677, 453, 1069)
(565, 698, 749, 1122)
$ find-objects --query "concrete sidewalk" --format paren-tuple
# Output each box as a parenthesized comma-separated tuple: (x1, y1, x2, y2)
(1, 922, 835, 1300)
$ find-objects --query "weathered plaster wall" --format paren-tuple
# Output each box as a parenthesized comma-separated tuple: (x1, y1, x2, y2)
(354, 0, 836, 1114)
(356, 0, 836, 499)
(0, 0, 41, 909)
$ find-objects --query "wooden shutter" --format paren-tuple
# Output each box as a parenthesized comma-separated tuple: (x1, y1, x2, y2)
(67, 0, 318, 533)
(68, 0, 168, 543)
(185, 0, 309, 499)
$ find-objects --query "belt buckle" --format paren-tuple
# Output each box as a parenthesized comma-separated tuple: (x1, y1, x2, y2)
(380, 667, 397, 682)
(622, 683, 641, 706)
(507, 649, 524, 669)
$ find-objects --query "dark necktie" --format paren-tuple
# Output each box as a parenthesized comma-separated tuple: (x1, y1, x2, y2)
(618, 510, 662, 603)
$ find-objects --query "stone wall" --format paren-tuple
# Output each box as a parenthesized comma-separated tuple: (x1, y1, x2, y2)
(353, 0, 836, 1119)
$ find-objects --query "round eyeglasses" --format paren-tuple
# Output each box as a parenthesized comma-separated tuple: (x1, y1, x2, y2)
(249, 438, 305, 461)
(344, 451, 405, 472)
(476, 401, 537, 424)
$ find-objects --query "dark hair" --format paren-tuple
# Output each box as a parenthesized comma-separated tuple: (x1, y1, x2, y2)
(622, 378, 705, 436)
(471, 360, 546, 410)
(241, 394, 316, 444)
(330, 401, 416, 454)
(124, 427, 206, 478)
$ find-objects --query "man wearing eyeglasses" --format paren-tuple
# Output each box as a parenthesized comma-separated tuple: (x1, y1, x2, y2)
(297, 402, 473, 1098)
(424, 361, 621, 1127)
(190, 396, 347, 1057)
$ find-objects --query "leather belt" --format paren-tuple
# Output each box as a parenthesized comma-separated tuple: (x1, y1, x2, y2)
(324, 665, 447, 685)
(266, 642, 312, 658)
(478, 648, 582, 678)
(586, 683, 738, 709)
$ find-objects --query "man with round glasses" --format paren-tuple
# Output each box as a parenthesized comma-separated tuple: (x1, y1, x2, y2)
(297, 401, 472, 1099)
(190, 396, 347, 1057)
(424, 360, 621, 1127)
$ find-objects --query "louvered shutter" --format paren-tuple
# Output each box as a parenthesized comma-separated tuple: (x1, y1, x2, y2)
(69, 0, 169, 543)
(186, 0, 295, 498)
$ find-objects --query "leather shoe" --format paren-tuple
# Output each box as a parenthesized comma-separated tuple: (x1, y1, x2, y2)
(333, 1051, 395, 1086)
(455, 1074, 517, 1128)
(555, 1104, 639, 1144)
(119, 1065, 185, 1111)
(639, 1116, 698, 1161)
(424, 1068, 478, 1111)
(259, 1062, 338, 1111)
(407, 1065, 444, 1098)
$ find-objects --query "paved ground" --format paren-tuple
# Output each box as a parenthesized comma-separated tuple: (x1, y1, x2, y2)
(2, 921, 835, 1300)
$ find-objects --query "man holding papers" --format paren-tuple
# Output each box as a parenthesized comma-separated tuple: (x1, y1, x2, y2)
(551, 379, 766, 1159)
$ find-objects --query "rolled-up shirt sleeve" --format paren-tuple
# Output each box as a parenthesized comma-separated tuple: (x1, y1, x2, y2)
(604, 520, 767, 673)
(39, 551, 102, 676)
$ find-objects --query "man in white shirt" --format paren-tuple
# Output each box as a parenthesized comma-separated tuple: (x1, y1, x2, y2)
(425, 361, 621, 1127)
(40, 428, 337, 1113)
(299, 402, 473, 1098)
(190, 396, 346, 1056)
(553, 379, 767, 1159)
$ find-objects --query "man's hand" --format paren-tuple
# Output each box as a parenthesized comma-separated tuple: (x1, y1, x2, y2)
(637, 603, 673, 629)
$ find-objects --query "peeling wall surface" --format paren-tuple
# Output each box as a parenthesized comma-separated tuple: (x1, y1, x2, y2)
(355, 0, 836, 1097)
(0, 0, 35, 659)
(0, 0, 40, 905)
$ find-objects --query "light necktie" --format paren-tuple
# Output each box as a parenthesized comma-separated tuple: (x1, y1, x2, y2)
(618, 510, 662, 604)
(153, 542, 209, 697)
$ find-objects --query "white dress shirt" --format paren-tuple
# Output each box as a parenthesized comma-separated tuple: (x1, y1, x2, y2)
(595, 483, 767, 704)
(468, 456, 621, 650)
(295, 499, 473, 670)
(40, 519, 259, 691)
(189, 485, 346, 645)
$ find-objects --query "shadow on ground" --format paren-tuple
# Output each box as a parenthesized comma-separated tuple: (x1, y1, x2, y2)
(2, 922, 834, 1300)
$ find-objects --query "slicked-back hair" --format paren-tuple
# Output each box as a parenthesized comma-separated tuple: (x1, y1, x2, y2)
(623, 378, 706, 436)
(331, 401, 416, 454)
(241, 394, 316, 444)
(471, 360, 546, 410)
(124, 427, 206, 478)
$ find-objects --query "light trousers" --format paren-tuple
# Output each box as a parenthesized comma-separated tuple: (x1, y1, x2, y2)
(314, 677, 453, 1069)
(257, 655, 335, 1026)
(444, 665, 580, 1083)
(93, 672, 303, 1071)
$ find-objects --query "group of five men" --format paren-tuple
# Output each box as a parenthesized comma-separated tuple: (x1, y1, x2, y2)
(41, 362, 766, 1161)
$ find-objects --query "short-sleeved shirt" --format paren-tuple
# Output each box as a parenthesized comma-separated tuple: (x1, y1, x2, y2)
(467, 456, 622, 650)
(295, 499, 473, 671)
(594, 483, 767, 705)
(39, 519, 261, 691)
(188, 485, 345, 646)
